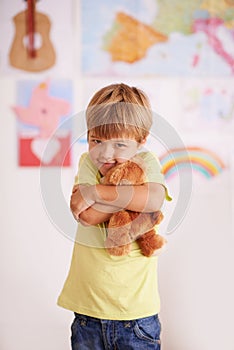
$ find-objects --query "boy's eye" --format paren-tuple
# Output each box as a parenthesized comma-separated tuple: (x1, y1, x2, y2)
(115, 143, 127, 149)
(92, 139, 102, 144)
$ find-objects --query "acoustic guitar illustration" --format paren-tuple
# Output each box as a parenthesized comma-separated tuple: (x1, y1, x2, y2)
(9, 5, 56, 72)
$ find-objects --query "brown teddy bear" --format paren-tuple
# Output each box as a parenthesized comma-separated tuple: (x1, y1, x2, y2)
(101, 156, 166, 257)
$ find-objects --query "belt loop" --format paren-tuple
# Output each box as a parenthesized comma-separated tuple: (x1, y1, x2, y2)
(124, 321, 132, 328)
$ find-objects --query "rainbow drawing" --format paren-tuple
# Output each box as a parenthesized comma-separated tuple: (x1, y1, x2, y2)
(159, 147, 226, 180)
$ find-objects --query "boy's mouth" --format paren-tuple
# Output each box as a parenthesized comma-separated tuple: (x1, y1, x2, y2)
(102, 162, 116, 168)
(99, 162, 116, 174)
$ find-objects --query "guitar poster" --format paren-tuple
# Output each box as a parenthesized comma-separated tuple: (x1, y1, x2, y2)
(0, 0, 73, 76)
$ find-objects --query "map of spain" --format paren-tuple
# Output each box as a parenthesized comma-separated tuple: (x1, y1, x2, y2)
(81, 0, 234, 76)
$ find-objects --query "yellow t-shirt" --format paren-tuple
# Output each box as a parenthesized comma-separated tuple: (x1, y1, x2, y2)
(57, 152, 170, 320)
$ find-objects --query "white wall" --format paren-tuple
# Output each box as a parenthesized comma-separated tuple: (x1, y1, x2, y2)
(159, 174, 234, 350)
(1, 1, 234, 350)
(0, 79, 74, 349)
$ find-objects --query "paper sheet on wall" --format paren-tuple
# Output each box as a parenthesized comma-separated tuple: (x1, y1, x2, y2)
(181, 78, 234, 133)
(13, 80, 73, 166)
(0, 0, 73, 76)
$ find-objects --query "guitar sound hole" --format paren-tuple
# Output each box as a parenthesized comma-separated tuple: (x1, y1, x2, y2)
(23, 32, 42, 50)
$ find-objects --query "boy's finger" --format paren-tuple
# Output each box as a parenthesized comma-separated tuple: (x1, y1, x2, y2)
(72, 185, 79, 193)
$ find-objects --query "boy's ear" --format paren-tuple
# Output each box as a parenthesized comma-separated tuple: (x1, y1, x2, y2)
(138, 138, 147, 148)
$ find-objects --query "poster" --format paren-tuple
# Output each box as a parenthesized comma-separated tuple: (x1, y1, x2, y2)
(182, 79, 234, 132)
(0, 0, 73, 76)
(13, 80, 73, 166)
(81, 0, 234, 76)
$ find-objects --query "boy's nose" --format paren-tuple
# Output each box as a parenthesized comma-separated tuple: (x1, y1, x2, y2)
(100, 142, 114, 161)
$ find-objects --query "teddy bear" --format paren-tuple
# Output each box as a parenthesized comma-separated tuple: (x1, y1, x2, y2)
(101, 155, 166, 257)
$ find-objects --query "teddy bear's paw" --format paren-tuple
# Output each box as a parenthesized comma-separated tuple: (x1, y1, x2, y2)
(137, 231, 167, 257)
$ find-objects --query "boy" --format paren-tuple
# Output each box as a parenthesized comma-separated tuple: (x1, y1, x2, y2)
(58, 83, 170, 349)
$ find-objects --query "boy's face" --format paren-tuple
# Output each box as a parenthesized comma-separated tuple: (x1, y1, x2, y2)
(88, 133, 146, 176)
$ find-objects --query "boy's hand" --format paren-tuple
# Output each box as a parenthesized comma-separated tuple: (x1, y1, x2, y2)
(70, 184, 95, 221)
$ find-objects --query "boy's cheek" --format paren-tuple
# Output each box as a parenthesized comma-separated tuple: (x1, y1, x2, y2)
(88, 152, 98, 165)
(115, 154, 135, 163)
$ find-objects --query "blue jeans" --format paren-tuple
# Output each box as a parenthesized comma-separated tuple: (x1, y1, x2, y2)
(71, 313, 161, 349)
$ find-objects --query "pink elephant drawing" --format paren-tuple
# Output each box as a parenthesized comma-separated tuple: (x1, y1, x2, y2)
(13, 81, 71, 138)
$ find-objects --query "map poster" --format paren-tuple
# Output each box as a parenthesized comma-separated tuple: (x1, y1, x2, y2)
(81, 0, 234, 77)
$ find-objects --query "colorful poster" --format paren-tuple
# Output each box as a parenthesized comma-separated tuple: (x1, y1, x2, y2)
(182, 79, 234, 132)
(81, 0, 234, 76)
(13, 80, 73, 167)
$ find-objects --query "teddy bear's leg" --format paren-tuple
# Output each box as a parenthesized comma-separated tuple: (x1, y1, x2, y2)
(129, 212, 157, 240)
(137, 230, 167, 257)
(105, 211, 132, 256)
(106, 243, 132, 256)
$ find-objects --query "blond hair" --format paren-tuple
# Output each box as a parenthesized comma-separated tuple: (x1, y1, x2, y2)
(86, 83, 152, 143)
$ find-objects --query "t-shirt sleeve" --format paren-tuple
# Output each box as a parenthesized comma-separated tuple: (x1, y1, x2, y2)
(140, 152, 172, 201)
(74, 152, 100, 186)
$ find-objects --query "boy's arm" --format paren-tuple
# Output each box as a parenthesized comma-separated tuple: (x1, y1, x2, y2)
(70, 184, 120, 226)
(78, 203, 118, 226)
(70, 182, 165, 225)
(94, 182, 165, 212)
